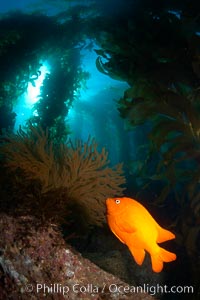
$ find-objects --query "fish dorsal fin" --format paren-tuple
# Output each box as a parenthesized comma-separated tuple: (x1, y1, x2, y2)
(156, 225, 175, 243)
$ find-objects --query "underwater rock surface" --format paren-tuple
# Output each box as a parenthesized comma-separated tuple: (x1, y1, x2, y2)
(0, 214, 153, 300)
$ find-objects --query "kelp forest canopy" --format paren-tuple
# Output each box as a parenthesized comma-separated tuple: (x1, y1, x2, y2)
(0, 9, 90, 142)
(1, 0, 200, 138)
(1, 2, 200, 203)
(92, 1, 200, 208)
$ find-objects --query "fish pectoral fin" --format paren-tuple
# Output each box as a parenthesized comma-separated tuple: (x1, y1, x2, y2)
(116, 218, 137, 234)
(156, 225, 175, 243)
(128, 245, 145, 265)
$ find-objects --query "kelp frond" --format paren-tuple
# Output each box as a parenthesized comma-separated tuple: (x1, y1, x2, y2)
(118, 78, 200, 211)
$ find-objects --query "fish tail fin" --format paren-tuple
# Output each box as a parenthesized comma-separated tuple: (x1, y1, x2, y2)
(151, 247, 176, 273)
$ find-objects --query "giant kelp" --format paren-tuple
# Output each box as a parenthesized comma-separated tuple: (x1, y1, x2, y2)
(0, 11, 89, 139)
(92, 2, 200, 208)
(120, 84, 200, 212)
(0, 12, 58, 106)
(90, 0, 200, 288)
(31, 53, 89, 144)
(0, 124, 125, 226)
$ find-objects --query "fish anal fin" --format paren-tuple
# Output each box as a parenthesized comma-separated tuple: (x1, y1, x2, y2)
(151, 247, 176, 273)
(151, 255, 164, 273)
(156, 225, 175, 243)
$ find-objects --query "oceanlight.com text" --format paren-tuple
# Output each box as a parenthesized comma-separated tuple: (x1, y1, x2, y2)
(108, 283, 194, 295)
(23, 282, 194, 296)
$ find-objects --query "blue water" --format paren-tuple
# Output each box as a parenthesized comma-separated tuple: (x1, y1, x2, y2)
(0, 0, 73, 15)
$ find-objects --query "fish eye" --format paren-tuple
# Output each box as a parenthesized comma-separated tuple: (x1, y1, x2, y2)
(115, 199, 120, 204)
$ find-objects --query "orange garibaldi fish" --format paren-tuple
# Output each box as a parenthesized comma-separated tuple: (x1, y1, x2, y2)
(106, 197, 176, 273)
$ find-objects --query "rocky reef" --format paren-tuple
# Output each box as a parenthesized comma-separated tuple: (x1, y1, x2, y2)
(0, 214, 153, 300)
